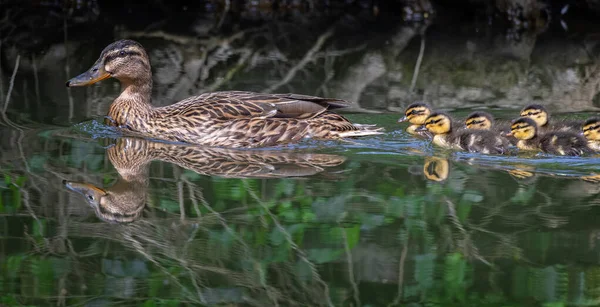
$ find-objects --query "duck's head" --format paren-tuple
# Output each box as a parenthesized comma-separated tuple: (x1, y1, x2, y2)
(64, 180, 146, 223)
(465, 111, 494, 130)
(582, 117, 600, 141)
(520, 104, 549, 127)
(398, 102, 432, 125)
(416, 112, 452, 135)
(66, 39, 151, 87)
(507, 117, 538, 140)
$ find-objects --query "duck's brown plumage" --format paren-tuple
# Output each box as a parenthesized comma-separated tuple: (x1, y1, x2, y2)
(66, 40, 382, 148)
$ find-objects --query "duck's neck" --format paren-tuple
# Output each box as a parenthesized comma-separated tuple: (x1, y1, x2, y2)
(432, 133, 451, 148)
(107, 78, 154, 131)
(588, 140, 600, 151)
(518, 135, 539, 150)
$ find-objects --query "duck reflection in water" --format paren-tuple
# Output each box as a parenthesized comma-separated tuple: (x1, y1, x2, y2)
(64, 137, 346, 223)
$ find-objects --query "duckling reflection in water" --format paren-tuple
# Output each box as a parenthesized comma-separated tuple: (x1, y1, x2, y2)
(65, 39, 382, 148)
(508, 117, 591, 156)
(417, 112, 509, 154)
(64, 137, 346, 223)
(423, 157, 450, 182)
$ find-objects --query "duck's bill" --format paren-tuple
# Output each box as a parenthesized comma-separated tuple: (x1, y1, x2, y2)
(63, 180, 107, 196)
(415, 125, 428, 132)
(66, 66, 110, 87)
(397, 116, 409, 123)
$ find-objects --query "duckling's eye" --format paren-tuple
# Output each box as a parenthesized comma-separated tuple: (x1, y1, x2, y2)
(407, 109, 418, 116)
(119, 50, 126, 56)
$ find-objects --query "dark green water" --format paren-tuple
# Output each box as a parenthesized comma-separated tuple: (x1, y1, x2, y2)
(3, 2, 600, 306)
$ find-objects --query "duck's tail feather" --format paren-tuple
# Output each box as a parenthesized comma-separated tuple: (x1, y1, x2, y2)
(338, 125, 385, 138)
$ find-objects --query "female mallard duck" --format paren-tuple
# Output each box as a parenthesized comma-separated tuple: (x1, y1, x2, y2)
(520, 104, 581, 133)
(582, 117, 600, 152)
(64, 137, 346, 223)
(464, 111, 515, 144)
(397, 102, 433, 136)
(507, 117, 591, 156)
(416, 112, 509, 154)
(65, 39, 383, 148)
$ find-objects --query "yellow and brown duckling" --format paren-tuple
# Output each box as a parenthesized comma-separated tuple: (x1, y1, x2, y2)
(416, 112, 509, 154)
(464, 111, 510, 132)
(66, 39, 383, 148)
(520, 104, 581, 133)
(465, 111, 515, 144)
(582, 117, 600, 152)
(508, 117, 591, 156)
(398, 102, 433, 136)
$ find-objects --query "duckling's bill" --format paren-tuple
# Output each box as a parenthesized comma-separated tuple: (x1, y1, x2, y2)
(66, 63, 111, 87)
(415, 125, 428, 132)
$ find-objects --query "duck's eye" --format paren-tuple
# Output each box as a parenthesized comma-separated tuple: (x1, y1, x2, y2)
(87, 195, 95, 201)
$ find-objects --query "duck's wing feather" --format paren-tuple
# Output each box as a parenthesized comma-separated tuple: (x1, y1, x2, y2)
(171, 91, 351, 121)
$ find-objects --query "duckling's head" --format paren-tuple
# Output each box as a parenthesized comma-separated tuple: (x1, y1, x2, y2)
(582, 117, 600, 141)
(465, 111, 494, 130)
(64, 180, 145, 223)
(418, 112, 453, 135)
(66, 39, 151, 87)
(508, 117, 538, 140)
(398, 102, 432, 125)
(520, 104, 549, 127)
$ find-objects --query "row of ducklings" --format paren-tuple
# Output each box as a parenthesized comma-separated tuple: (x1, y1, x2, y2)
(398, 103, 600, 156)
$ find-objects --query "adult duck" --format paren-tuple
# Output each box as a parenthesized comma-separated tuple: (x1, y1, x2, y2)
(66, 39, 382, 148)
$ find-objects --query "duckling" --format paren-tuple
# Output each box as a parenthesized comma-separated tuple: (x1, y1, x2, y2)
(464, 111, 508, 131)
(397, 102, 433, 136)
(464, 111, 516, 144)
(507, 117, 591, 156)
(520, 104, 581, 133)
(582, 117, 600, 152)
(416, 112, 509, 154)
